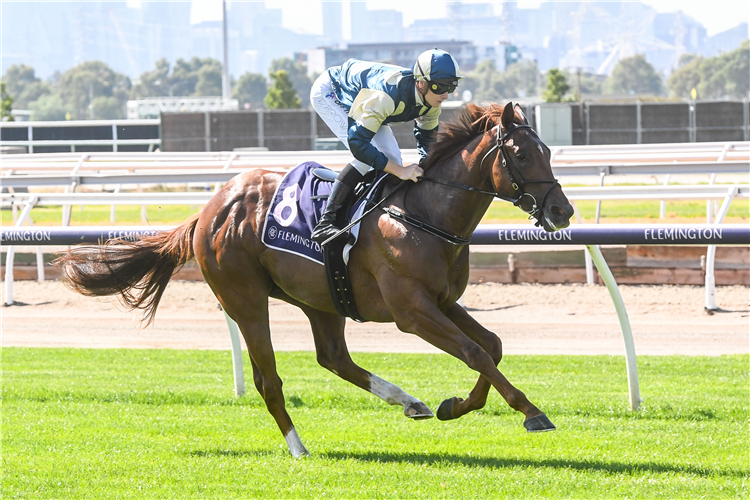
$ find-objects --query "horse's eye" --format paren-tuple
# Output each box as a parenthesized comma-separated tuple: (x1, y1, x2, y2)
(516, 154, 526, 162)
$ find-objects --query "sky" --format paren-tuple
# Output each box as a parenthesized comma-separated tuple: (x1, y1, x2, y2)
(188, 0, 750, 38)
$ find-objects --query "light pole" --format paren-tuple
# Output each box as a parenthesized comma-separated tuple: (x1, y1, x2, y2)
(222, 0, 230, 99)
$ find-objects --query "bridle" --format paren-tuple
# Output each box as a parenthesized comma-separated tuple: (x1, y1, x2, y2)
(479, 124, 561, 225)
(386, 122, 562, 245)
(420, 123, 560, 227)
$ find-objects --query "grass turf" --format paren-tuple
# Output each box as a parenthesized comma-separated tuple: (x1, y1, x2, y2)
(1, 197, 748, 226)
(2, 348, 748, 498)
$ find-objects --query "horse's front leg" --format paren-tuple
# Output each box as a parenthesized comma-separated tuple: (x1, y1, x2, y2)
(301, 305, 433, 419)
(386, 287, 555, 432)
(434, 303, 500, 421)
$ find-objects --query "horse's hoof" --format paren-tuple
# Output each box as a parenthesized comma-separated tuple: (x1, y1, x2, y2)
(436, 397, 456, 421)
(291, 449, 310, 458)
(405, 401, 433, 419)
(524, 413, 556, 432)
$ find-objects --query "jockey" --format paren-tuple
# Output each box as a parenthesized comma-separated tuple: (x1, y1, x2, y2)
(309, 48, 463, 243)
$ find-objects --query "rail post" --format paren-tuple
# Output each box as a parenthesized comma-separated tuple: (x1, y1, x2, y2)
(222, 311, 245, 397)
(705, 185, 739, 312)
(586, 244, 641, 410)
(112, 123, 118, 152)
(660, 174, 671, 219)
(571, 202, 595, 284)
(257, 109, 264, 148)
(3, 196, 38, 306)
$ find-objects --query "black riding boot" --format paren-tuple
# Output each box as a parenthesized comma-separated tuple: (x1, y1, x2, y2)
(311, 164, 363, 243)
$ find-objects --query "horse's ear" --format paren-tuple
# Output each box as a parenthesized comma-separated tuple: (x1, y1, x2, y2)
(501, 101, 515, 131)
(514, 103, 529, 125)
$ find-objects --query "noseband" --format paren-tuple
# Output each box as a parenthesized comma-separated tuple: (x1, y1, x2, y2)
(480, 124, 561, 225)
(420, 124, 560, 227)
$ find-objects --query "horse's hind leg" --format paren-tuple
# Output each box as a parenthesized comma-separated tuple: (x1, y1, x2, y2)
(302, 306, 433, 419)
(248, 356, 308, 456)
(436, 303, 501, 421)
(218, 288, 309, 457)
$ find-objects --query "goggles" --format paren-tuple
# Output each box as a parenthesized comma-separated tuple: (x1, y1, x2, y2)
(428, 79, 458, 95)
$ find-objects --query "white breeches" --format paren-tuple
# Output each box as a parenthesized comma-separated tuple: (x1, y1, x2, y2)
(310, 72, 402, 176)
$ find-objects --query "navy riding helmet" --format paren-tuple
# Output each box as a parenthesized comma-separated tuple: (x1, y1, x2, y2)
(413, 48, 464, 95)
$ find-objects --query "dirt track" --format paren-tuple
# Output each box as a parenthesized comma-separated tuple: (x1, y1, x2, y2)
(2, 280, 747, 356)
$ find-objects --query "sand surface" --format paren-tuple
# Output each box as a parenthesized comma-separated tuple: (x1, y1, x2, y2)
(2, 280, 747, 356)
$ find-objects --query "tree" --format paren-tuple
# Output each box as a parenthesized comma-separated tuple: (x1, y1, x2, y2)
(667, 55, 703, 99)
(572, 70, 604, 96)
(503, 60, 540, 98)
(542, 68, 570, 102)
(29, 94, 67, 121)
(131, 57, 226, 99)
(265, 70, 301, 109)
(233, 72, 268, 109)
(169, 57, 223, 97)
(698, 40, 749, 99)
(668, 41, 749, 99)
(466, 59, 542, 103)
(91, 96, 122, 119)
(269, 58, 312, 107)
(2, 64, 36, 98)
(194, 62, 223, 96)
(604, 54, 664, 95)
(1, 82, 14, 121)
(130, 58, 171, 99)
(470, 60, 503, 102)
(2, 64, 53, 108)
(57, 61, 131, 119)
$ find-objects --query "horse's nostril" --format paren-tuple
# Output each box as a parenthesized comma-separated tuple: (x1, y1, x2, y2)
(550, 205, 564, 217)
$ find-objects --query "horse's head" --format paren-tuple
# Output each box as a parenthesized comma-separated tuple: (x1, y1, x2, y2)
(486, 102, 574, 232)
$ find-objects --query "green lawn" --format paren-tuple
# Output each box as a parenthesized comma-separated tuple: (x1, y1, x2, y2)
(484, 198, 750, 222)
(0, 204, 201, 226)
(2, 348, 747, 499)
(2, 198, 748, 227)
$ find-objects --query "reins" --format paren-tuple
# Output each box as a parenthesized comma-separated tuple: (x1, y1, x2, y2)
(420, 123, 560, 227)
(320, 179, 408, 247)
(324, 122, 561, 247)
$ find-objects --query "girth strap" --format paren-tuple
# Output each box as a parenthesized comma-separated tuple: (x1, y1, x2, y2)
(384, 206, 471, 246)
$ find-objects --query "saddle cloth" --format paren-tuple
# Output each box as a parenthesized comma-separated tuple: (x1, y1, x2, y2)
(261, 161, 387, 265)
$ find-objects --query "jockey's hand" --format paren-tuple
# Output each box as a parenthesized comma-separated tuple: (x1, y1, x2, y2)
(385, 160, 423, 183)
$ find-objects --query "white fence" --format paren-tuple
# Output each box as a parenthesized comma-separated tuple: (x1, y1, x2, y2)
(2, 143, 748, 308)
(2, 182, 747, 308)
(2, 141, 748, 180)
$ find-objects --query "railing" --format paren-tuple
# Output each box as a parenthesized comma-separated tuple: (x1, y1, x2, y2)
(2, 141, 747, 177)
(0, 119, 161, 153)
(2, 183, 746, 308)
(2, 143, 747, 309)
(3, 223, 748, 408)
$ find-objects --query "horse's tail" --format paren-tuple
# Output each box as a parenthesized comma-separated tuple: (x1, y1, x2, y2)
(53, 214, 200, 326)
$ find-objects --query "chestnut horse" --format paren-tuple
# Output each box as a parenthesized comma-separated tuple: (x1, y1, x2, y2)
(55, 102, 574, 457)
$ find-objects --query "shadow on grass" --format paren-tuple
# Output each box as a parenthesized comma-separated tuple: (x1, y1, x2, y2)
(189, 449, 278, 458)
(322, 450, 747, 478)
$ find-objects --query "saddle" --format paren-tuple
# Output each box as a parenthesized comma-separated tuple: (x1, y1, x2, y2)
(312, 167, 385, 323)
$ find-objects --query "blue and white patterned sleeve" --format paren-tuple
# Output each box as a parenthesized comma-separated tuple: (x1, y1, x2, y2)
(414, 106, 441, 162)
(346, 88, 397, 171)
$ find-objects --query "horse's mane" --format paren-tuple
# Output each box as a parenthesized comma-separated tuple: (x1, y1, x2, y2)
(422, 103, 506, 170)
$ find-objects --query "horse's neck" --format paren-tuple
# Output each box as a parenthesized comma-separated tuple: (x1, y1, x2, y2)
(410, 136, 495, 240)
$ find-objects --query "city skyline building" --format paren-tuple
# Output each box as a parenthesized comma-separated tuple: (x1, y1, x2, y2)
(1, 1, 746, 81)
